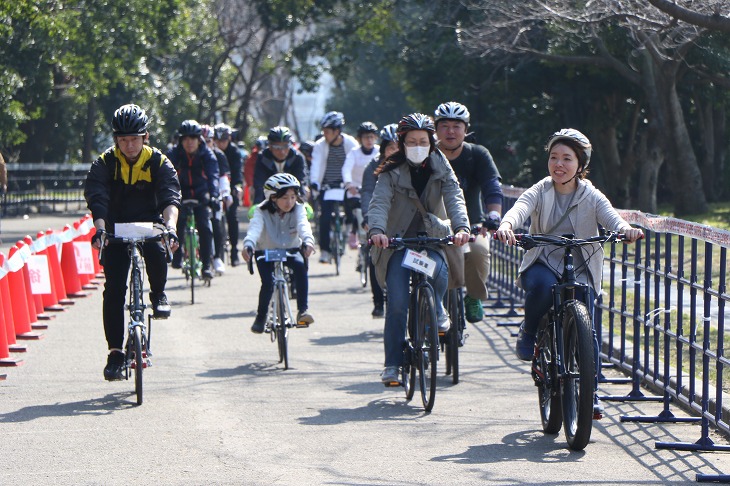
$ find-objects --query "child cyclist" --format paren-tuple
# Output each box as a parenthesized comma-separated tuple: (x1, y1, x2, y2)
(243, 173, 316, 333)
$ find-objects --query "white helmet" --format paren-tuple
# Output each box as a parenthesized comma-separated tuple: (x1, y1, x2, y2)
(434, 101, 470, 126)
(546, 128, 592, 168)
(263, 173, 301, 200)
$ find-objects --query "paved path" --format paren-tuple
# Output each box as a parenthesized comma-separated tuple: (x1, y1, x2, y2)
(1, 212, 730, 485)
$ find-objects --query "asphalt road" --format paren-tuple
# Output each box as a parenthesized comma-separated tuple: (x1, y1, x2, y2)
(1, 212, 730, 485)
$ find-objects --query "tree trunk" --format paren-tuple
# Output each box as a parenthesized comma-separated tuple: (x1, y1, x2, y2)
(81, 99, 97, 166)
(637, 129, 663, 213)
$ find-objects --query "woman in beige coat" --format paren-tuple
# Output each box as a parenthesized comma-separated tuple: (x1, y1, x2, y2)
(368, 113, 470, 384)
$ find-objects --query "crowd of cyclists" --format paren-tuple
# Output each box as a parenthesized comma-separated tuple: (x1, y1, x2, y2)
(84, 100, 643, 423)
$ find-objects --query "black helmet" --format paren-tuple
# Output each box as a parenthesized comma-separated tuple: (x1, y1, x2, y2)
(320, 111, 345, 129)
(380, 123, 398, 143)
(298, 141, 314, 157)
(178, 120, 203, 138)
(397, 113, 435, 135)
(546, 128, 592, 168)
(213, 123, 232, 140)
(267, 126, 292, 143)
(357, 121, 378, 137)
(112, 104, 149, 136)
(434, 101, 470, 126)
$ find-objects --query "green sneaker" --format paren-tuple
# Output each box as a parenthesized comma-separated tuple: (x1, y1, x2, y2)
(464, 295, 484, 323)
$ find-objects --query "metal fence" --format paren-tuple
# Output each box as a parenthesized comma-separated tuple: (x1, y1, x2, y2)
(0, 163, 88, 217)
(489, 186, 730, 479)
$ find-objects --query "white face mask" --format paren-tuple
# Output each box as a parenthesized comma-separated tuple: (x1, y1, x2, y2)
(405, 146, 430, 166)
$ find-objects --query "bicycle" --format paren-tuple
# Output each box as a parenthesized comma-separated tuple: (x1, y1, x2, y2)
(247, 247, 309, 370)
(99, 224, 172, 405)
(512, 230, 634, 450)
(357, 242, 369, 287)
(321, 185, 347, 275)
(380, 234, 459, 412)
(180, 199, 211, 304)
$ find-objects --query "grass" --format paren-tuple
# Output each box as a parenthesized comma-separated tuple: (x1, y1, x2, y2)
(656, 202, 730, 231)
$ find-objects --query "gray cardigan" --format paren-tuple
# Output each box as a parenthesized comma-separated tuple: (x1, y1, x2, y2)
(501, 176, 632, 293)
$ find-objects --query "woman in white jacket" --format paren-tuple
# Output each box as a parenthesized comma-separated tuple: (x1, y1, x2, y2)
(494, 129, 643, 362)
(243, 173, 315, 333)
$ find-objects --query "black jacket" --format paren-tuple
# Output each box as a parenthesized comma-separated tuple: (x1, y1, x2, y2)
(253, 148, 307, 204)
(166, 143, 220, 200)
(84, 146, 181, 226)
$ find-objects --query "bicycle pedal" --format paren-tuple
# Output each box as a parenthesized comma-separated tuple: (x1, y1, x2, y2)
(295, 322, 310, 329)
(593, 412, 603, 420)
(438, 331, 446, 337)
(383, 380, 401, 388)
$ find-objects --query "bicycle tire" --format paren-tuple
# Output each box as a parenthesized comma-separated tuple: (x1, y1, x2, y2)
(359, 246, 368, 287)
(417, 286, 438, 412)
(535, 319, 562, 434)
(185, 228, 197, 304)
(404, 306, 416, 401)
(561, 301, 595, 450)
(445, 288, 463, 384)
(276, 285, 289, 370)
(133, 325, 144, 405)
(332, 222, 341, 276)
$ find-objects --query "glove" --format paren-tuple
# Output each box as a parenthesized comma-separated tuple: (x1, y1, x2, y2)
(91, 228, 106, 247)
(484, 211, 501, 231)
(166, 229, 179, 247)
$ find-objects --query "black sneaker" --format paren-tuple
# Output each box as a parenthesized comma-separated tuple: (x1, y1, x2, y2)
(230, 251, 240, 267)
(150, 292, 171, 318)
(202, 266, 214, 280)
(251, 314, 266, 334)
(372, 305, 384, 318)
(103, 351, 125, 381)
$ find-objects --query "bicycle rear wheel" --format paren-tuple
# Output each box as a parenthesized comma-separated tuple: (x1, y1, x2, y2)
(561, 301, 595, 450)
(275, 287, 289, 369)
(534, 318, 561, 434)
(358, 246, 368, 287)
(417, 287, 438, 412)
(132, 325, 144, 405)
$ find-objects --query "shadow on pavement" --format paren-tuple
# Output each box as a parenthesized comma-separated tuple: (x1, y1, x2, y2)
(0, 393, 138, 421)
(298, 397, 427, 425)
(309, 330, 381, 346)
(197, 361, 286, 378)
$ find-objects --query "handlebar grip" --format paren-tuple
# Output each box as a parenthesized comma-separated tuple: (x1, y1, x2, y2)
(246, 248, 254, 275)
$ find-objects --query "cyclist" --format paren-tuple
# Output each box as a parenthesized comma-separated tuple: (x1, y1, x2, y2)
(253, 126, 308, 205)
(167, 119, 220, 280)
(361, 123, 398, 318)
(368, 113, 470, 384)
(214, 123, 244, 267)
(202, 125, 231, 274)
(298, 140, 314, 172)
(342, 121, 380, 249)
(243, 173, 316, 333)
(493, 128, 643, 362)
(434, 101, 503, 323)
(243, 136, 267, 206)
(309, 111, 358, 263)
(85, 103, 182, 381)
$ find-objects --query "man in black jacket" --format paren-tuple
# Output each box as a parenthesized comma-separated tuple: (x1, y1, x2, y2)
(85, 104, 182, 381)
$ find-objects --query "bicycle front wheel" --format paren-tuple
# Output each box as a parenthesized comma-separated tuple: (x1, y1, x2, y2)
(358, 246, 368, 287)
(535, 319, 561, 434)
(276, 286, 289, 370)
(332, 225, 341, 276)
(132, 325, 144, 405)
(445, 288, 464, 384)
(417, 286, 438, 412)
(561, 301, 595, 450)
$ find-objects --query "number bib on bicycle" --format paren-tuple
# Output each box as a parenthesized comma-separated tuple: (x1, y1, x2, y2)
(401, 249, 436, 278)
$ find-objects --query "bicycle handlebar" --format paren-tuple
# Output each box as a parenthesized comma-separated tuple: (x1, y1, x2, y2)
(512, 231, 639, 250)
(368, 233, 476, 250)
(98, 228, 173, 263)
(246, 245, 309, 275)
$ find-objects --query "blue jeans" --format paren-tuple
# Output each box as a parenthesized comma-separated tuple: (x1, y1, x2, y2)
(383, 249, 447, 367)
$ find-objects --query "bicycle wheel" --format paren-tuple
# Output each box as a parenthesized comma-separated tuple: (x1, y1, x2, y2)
(445, 288, 463, 384)
(561, 301, 595, 450)
(358, 246, 368, 287)
(132, 325, 144, 405)
(417, 287, 439, 412)
(276, 286, 289, 369)
(186, 228, 197, 304)
(332, 221, 341, 276)
(534, 318, 562, 434)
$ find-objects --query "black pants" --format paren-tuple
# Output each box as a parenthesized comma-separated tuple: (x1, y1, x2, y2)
(226, 197, 239, 252)
(102, 241, 167, 350)
(369, 260, 384, 307)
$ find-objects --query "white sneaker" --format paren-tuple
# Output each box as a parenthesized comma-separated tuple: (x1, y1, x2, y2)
(437, 308, 450, 333)
(319, 250, 331, 264)
(213, 257, 226, 274)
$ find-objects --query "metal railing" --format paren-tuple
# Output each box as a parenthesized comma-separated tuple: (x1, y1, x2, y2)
(489, 186, 730, 479)
(1, 163, 88, 217)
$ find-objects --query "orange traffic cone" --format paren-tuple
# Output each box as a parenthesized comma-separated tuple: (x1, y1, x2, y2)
(35, 231, 64, 312)
(0, 253, 26, 353)
(21, 237, 53, 324)
(45, 228, 74, 306)
(59, 224, 89, 298)
(74, 218, 98, 289)
(0, 263, 24, 367)
(6, 246, 43, 340)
